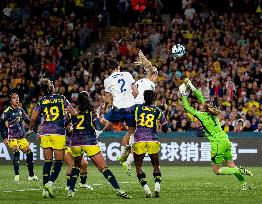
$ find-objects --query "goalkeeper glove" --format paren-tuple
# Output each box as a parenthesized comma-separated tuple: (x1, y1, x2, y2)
(184, 78, 196, 91)
(179, 83, 187, 96)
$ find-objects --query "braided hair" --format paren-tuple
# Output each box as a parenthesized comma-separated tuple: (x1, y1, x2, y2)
(134, 50, 158, 77)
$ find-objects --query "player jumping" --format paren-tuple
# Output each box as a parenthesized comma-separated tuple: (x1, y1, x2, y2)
(120, 50, 159, 176)
(102, 57, 138, 169)
(179, 78, 253, 190)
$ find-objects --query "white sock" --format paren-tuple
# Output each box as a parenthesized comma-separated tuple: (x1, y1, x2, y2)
(126, 153, 134, 166)
(47, 181, 54, 187)
(120, 146, 128, 156)
(143, 184, 151, 194)
(155, 182, 160, 192)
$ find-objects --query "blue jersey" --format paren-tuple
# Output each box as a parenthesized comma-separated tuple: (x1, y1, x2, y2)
(34, 94, 71, 135)
(0, 106, 30, 139)
(69, 109, 101, 146)
(134, 104, 168, 142)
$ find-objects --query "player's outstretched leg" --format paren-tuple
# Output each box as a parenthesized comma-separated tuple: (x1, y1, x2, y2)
(117, 129, 134, 163)
(25, 149, 38, 181)
(91, 152, 131, 199)
(79, 159, 93, 190)
(121, 134, 135, 176)
(238, 166, 253, 177)
(213, 164, 251, 190)
(13, 149, 20, 182)
(122, 154, 133, 176)
(101, 167, 131, 199)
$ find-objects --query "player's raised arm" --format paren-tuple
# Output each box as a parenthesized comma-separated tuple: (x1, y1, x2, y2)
(184, 78, 205, 104)
(179, 83, 198, 116)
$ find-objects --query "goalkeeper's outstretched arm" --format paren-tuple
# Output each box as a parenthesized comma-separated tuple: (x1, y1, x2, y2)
(181, 96, 198, 116)
(184, 78, 205, 104)
(179, 83, 198, 116)
(194, 89, 206, 104)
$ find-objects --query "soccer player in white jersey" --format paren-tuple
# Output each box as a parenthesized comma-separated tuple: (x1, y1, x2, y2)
(102, 57, 138, 164)
(122, 51, 159, 175)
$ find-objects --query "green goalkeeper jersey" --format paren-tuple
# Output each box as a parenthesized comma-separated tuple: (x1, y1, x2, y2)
(181, 89, 228, 142)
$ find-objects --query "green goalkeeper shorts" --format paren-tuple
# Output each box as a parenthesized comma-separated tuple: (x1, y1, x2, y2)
(211, 138, 232, 165)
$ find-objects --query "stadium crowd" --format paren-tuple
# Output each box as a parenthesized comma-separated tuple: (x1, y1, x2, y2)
(0, 0, 261, 133)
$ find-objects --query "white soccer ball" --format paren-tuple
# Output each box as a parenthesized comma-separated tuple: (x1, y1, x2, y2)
(172, 44, 186, 58)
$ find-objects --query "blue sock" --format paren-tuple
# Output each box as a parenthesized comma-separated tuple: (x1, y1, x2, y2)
(13, 150, 20, 176)
(25, 149, 34, 177)
(80, 172, 87, 184)
(66, 174, 71, 187)
(69, 167, 80, 191)
(153, 172, 161, 183)
(49, 160, 63, 182)
(43, 160, 53, 185)
(137, 172, 147, 186)
(102, 168, 120, 189)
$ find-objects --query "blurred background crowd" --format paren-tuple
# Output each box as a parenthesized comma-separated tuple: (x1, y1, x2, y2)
(0, 0, 261, 133)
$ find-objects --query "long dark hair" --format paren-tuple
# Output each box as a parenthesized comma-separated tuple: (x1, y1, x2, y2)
(107, 57, 119, 70)
(38, 78, 55, 95)
(78, 91, 94, 112)
(144, 90, 155, 106)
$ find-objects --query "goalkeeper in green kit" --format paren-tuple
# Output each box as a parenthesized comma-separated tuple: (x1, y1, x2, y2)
(179, 78, 253, 190)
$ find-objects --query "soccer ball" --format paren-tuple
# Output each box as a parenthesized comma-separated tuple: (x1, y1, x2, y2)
(172, 44, 186, 58)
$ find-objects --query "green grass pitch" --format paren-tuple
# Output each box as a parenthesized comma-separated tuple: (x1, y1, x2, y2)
(0, 164, 261, 204)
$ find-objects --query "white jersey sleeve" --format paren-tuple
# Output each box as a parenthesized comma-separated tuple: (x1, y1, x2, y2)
(104, 72, 135, 109)
(135, 78, 155, 104)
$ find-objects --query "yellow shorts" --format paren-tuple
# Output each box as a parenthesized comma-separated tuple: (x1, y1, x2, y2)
(41, 135, 66, 150)
(71, 144, 101, 158)
(133, 141, 160, 155)
(8, 138, 29, 150)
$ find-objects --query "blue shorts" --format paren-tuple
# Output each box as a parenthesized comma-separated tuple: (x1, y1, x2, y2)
(104, 108, 135, 127)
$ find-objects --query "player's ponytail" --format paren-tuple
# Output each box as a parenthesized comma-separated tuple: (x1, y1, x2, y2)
(38, 78, 55, 95)
(78, 91, 94, 112)
(134, 50, 158, 77)
(144, 90, 155, 106)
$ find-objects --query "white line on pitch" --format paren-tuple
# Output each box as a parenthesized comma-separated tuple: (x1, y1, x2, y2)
(2, 182, 134, 193)
(238, 149, 257, 153)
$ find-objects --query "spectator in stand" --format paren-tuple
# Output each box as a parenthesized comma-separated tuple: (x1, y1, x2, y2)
(222, 118, 234, 133)
(0, 0, 261, 133)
